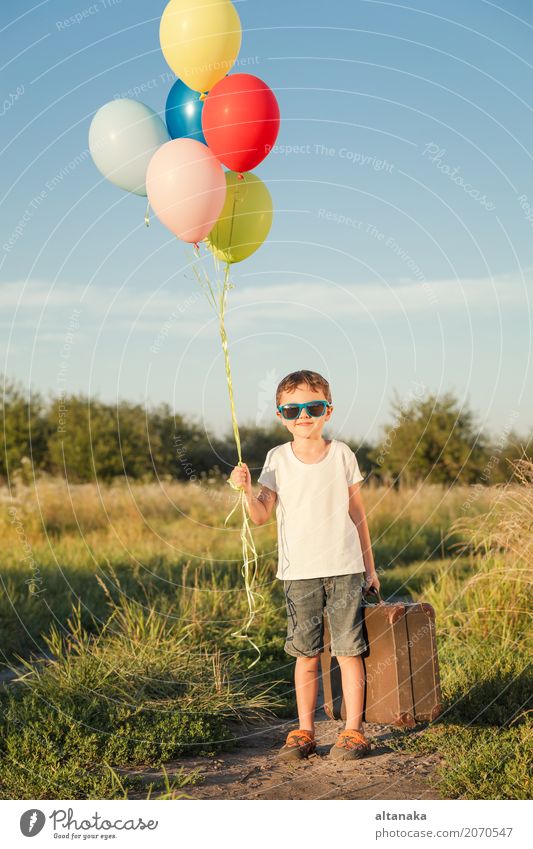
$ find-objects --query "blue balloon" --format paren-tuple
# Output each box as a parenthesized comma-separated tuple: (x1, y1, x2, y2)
(165, 79, 207, 144)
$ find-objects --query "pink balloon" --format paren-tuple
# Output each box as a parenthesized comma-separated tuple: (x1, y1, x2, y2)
(146, 138, 226, 243)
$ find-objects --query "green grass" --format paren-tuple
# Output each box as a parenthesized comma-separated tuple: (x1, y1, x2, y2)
(0, 472, 529, 799)
(0, 593, 280, 799)
(383, 462, 533, 799)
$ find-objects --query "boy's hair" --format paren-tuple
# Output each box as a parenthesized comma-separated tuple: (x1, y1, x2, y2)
(276, 370, 332, 405)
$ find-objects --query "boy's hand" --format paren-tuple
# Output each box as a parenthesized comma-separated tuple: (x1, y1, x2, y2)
(230, 462, 253, 498)
(364, 569, 380, 594)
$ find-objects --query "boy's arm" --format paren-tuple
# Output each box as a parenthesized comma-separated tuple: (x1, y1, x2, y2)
(348, 482, 379, 585)
(230, 463, 278, 525)
(230, 462, 277, 525)
(245, 484, 277, 526)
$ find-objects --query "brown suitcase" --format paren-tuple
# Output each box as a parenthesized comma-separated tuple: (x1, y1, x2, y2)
(320, 587, 442, 727)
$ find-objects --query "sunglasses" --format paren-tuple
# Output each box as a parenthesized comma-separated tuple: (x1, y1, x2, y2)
(277, 400, 331, 420)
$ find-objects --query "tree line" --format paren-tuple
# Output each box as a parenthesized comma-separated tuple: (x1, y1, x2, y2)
(1, 377, 530, 487)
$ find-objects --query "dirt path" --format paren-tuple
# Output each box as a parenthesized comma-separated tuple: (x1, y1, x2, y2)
(134, 706, 444, 800)
(2, 657, 443, 800)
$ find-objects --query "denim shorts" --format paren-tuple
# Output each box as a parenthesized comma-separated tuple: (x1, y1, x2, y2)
(283, 572, 367, 658)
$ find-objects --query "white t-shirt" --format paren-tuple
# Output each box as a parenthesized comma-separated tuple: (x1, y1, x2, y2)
(257, 439, 366, 580)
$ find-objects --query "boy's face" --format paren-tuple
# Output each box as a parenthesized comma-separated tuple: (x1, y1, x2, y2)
(276, 383, 333, 439)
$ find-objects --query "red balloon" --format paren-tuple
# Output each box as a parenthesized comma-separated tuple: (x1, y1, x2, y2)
(202, 73, 280, 173)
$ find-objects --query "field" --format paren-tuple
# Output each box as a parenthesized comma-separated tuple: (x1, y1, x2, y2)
(0, 465, 531, 799)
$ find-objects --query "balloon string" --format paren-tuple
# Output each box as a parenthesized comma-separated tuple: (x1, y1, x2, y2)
(144, 200, 150, 227)
(218, 264, 242, 460)
(225, 179, 240, 265)
(191, 252, 263, 668)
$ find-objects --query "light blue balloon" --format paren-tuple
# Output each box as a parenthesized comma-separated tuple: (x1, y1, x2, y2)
(89, 99, 170, 196)
(165, 79, 206, 145)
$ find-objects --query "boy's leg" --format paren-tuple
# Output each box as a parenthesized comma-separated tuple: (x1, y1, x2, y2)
(294, 654, 320, 734)
(325, 573, 371, 758)
(336, 654, 365, 731)
(278, 579, 324, 759)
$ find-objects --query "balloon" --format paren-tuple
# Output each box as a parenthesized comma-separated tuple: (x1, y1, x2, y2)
(202, 74, 280, 173)
(89, 99, 170, 196)
(146, 139, 226, 243)
(165, 79, 206, 144)
(159, 0, 242, 94)
(206, 172, 273, 264)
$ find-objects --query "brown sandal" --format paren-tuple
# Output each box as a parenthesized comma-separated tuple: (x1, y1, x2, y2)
(329, 728, 371, 760)
(278, 729, 317, 761)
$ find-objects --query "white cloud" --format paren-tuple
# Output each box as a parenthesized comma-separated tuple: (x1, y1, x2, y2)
(0, 271, 529, 337)
(226, 271, 529, 324)
(0, 279, 197, 313)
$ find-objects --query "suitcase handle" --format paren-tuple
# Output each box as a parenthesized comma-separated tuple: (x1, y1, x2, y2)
(363, 584, 384, 604)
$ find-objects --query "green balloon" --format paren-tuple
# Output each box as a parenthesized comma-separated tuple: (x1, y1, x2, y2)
(205, 171, 273, 264)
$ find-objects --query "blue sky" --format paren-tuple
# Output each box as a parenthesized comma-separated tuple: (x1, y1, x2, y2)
(1, 0, 532, 445)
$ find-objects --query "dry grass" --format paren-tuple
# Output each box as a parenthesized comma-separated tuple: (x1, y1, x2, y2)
(1, 464, 530, 799)
(2, 473, 496, 559)
(392, 459, 533, 799)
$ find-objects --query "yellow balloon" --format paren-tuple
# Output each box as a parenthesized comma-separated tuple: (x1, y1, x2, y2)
(205, 172, 273, 264)
(160, 0, 242, 94)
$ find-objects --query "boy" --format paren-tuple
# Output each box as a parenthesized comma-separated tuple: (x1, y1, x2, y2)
(230, 369, 380, 762)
